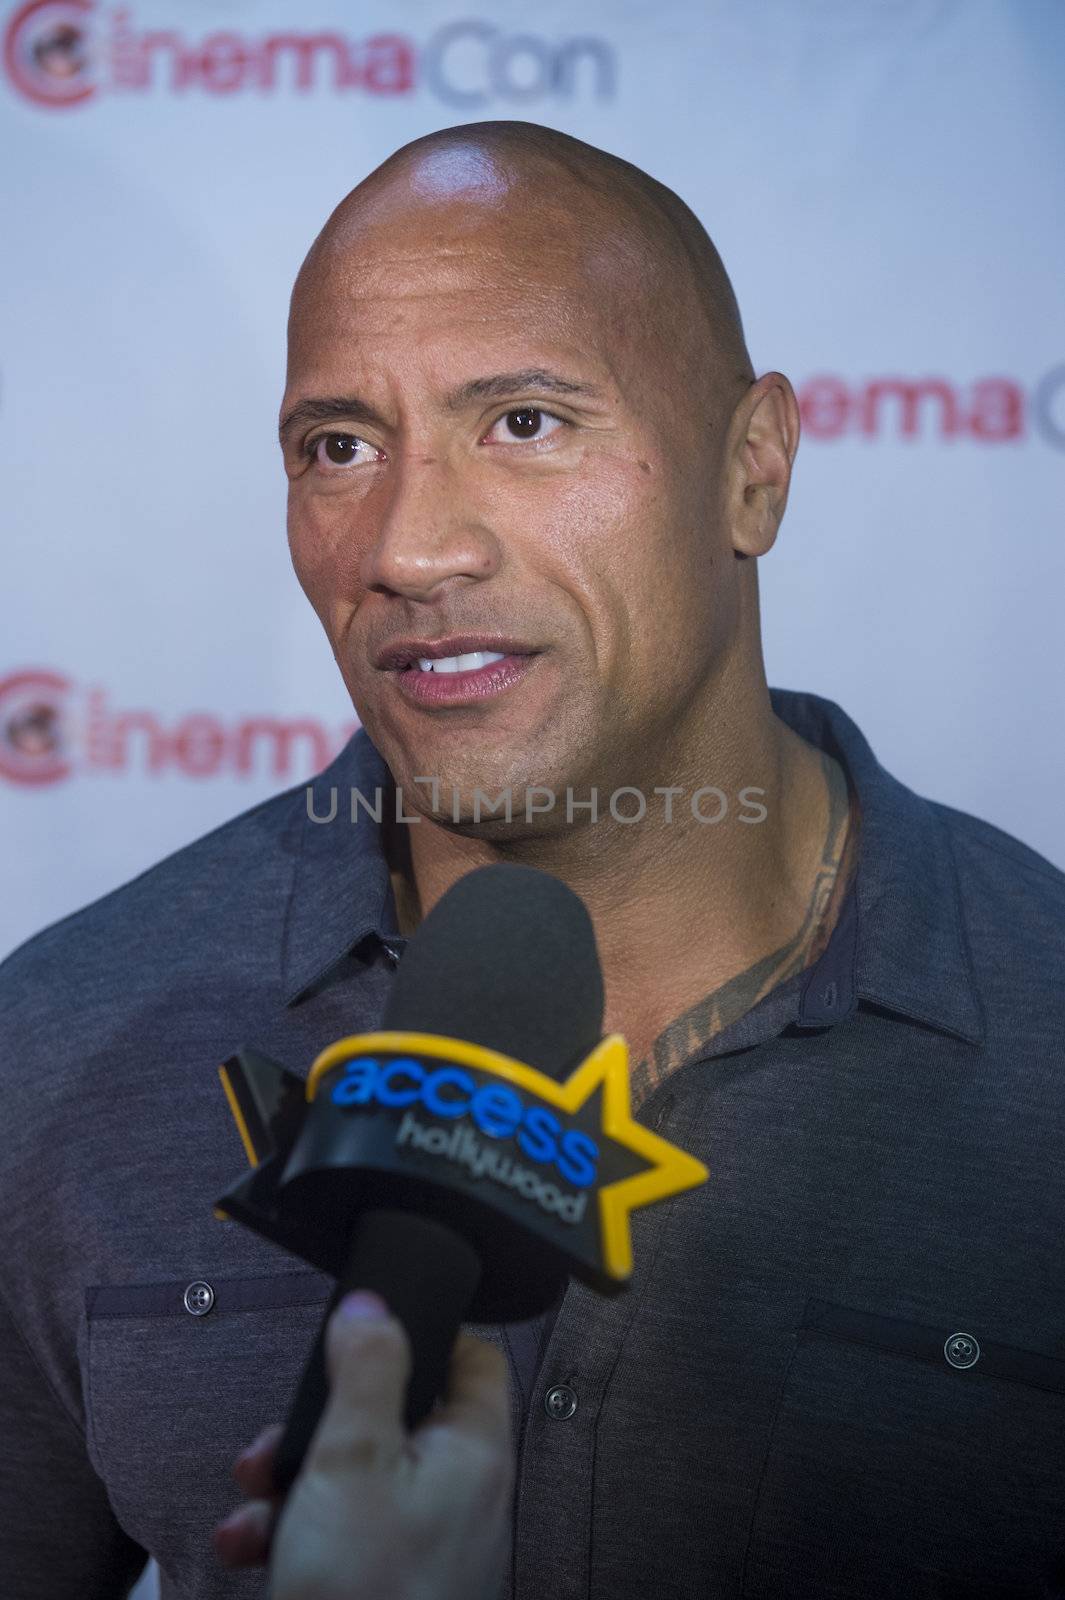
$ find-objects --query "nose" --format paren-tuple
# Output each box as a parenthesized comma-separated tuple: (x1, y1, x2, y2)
(361, 453, 501, 601)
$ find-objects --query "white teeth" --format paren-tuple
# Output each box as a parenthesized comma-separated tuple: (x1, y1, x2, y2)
(416, 651, 507, 674)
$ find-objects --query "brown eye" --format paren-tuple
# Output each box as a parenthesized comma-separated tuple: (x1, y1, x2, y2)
(315, 434, 364, 467)
(507, 408, 542, 437)
(486, 408, 563, 445)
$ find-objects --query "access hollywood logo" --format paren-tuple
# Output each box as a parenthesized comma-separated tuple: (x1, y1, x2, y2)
(331, 1048, 600, 1225)
(2, 0, 614, 109)
(218, 1029, 710, 1288)
(0, 668, 356, 787)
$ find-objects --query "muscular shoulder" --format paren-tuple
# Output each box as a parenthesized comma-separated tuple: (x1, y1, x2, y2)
(0, 781, 304, 1061)
(932, 799, 1065, 983)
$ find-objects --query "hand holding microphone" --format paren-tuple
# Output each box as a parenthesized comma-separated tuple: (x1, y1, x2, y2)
(214, 1289, 513, 1599)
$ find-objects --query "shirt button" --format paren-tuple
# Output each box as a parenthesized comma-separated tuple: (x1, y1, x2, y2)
(944, 1331, 980, 1369)
(183, 1281, 215, 1316)
(544, 1383, 578, 1420)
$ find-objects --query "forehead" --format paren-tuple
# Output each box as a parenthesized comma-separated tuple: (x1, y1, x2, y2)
(287, 189, 668, 394)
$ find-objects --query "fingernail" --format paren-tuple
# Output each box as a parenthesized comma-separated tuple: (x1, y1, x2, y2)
(338, 1290, 389, 1321)
(235, 1429, 266, 1466)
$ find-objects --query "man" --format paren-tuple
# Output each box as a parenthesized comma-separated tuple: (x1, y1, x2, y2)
(1, 119, 1063, 1600)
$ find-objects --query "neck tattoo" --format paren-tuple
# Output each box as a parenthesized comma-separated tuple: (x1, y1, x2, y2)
(629, 750, 857, 1113)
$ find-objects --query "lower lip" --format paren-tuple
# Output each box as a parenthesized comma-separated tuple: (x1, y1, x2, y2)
(391, 653, 538, 707)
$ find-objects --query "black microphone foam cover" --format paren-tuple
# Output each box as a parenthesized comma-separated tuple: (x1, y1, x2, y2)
(381, 862, 604, 1079)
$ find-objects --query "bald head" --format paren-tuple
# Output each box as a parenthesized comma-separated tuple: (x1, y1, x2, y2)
(290, 120, 754, 429)
(281, 119, 801, 837)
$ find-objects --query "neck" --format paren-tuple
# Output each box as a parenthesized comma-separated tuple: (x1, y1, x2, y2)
(384, 675, 855, 1100)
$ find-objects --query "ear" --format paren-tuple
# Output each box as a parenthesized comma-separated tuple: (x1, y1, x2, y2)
(728, 374, 801, 559)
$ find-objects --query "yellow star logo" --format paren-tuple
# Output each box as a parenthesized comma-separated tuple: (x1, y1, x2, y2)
(304, 1031, 710, 1282)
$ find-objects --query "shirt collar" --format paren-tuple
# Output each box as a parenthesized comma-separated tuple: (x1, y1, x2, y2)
(281, 730, 401, 1004)
(281, 690, 985, 1046)
(772, 688, 985, 1045)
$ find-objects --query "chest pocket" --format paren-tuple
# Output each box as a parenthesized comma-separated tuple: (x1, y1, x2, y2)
(84, 1269, 334, 1589)
(83, 1269, 515, 1598)
(741, 1297, 1065, 1600)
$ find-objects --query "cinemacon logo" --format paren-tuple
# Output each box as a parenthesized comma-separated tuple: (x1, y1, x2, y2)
(0, 670, 357, 787)
(798, 367, 1065, 448)
(2, 0, 614, 108)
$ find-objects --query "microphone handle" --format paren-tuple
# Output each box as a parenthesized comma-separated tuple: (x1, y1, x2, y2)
(271, 1208, 483, 1497)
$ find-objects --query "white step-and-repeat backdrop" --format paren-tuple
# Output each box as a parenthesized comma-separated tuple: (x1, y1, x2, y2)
(1, 3, 1062, 1584)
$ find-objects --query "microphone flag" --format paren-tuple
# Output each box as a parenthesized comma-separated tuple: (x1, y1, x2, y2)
(215, 1027, 708, 1320)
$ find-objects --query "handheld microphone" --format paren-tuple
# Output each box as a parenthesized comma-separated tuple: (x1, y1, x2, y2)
(213, 862, 709, 1497)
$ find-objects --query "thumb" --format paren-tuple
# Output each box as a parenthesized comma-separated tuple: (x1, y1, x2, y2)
(311, 1291, 411, 1467)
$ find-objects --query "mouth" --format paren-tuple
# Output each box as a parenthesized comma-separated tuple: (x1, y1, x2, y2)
(374, 635, 539, 672)
(374, 636, 542, 708)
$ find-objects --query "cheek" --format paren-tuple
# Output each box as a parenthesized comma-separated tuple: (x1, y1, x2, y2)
(570, 457, 724, 680)
(286, 495, 364, 622)
(546, 453, 695, 619)
(535, 452, 651, 581)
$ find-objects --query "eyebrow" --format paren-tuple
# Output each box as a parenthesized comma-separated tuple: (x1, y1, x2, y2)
(278, 368, 607, 442)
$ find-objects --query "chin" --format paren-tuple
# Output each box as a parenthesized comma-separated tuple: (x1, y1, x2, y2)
(391, 732, 554, 795)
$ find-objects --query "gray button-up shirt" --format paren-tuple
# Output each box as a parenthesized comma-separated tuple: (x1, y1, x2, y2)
(1, 688, 1063, 1599)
